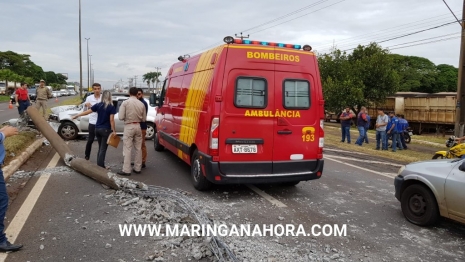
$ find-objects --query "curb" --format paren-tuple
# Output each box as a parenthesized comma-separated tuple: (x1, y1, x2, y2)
(3, 138, 45, 181)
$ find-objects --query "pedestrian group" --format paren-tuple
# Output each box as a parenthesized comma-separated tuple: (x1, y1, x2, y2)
(340, 108, 409, 151)
(72, 85, 147, 176)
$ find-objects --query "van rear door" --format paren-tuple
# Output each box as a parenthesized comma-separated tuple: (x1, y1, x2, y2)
(218, 69, 275, 175)
(272, 72, 319, 174)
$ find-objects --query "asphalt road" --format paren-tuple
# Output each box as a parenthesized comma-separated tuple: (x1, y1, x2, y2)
(1, 138, 464, 261)
(0, 95, 74, 124)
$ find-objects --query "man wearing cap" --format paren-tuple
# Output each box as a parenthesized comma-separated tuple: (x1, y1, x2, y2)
(35, 80, 52, 119)
(15, 82, 31, 116)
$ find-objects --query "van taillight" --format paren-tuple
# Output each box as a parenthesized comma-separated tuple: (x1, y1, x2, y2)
(318, 119, 324, 158)
(209, 117, 219, 156)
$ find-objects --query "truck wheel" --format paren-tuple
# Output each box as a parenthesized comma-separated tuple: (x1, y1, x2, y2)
(58, 121, 78, 140)
(191, 149, 212, 191)
(400, 184, 439, 226)
(153, 127, 164, 152)
(145, 122, 155, 140)
(432, 154, 444, 159)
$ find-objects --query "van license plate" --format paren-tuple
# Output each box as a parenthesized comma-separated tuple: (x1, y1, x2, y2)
(408, 132, 413, 136)
(232, 145, 257, 154)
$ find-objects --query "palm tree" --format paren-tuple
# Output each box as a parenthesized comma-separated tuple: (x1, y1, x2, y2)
(142, 72, 152, 90)
(151, 72, 162, 93)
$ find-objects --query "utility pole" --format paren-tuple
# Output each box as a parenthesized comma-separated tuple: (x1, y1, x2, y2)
(155, 67, 161, 93)
(235, 32, 249, 40)
(89, 55, 92, 89)
(85, 38, 90, 90)
(454, 0, 465, 137)
(91, 67, 94, 85)
(78, 0, 83, 97)
(134, 75, 138, 87)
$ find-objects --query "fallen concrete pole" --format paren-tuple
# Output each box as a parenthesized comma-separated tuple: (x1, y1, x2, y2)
(26, 106, 118, 189)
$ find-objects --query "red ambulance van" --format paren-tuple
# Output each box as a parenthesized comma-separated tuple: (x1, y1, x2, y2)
(149, 36, 325, 190)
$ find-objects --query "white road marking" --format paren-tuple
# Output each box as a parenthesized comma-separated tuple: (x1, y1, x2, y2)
(0, 152, 59, 261)
(246, 184, 287, 208)
(324, 148, 368, 155)
(324, 155, 403, 167)
(324, 156, 398, 179)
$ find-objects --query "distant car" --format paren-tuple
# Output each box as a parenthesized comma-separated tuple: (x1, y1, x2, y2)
(48, 96, 156, 140)
(28, 88, 37, 101)
(394, 159, 465, 226)
(81, 91, 129, 103)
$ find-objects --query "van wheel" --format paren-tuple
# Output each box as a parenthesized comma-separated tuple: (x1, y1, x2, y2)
(400, 184, 439, 226)
(154, 127, 164, 152)
(191, 149, 212, 191)
(145, 122, 155, 140)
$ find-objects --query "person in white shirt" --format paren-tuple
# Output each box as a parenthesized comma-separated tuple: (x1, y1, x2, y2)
(83, 83, 102, 160)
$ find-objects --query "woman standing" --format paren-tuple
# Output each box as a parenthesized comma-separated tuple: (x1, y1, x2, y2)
(72, 90, 116, 168)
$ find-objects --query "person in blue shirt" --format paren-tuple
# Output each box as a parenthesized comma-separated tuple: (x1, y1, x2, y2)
(398, 114, 408, 149)
(363, 113, 371, 144)
(387, 112, 403, 152)
(73, 90, 116, 168)
(0, 126, 23, 252)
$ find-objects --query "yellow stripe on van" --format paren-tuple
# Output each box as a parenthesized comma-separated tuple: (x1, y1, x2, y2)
(178, 45, 225, 159)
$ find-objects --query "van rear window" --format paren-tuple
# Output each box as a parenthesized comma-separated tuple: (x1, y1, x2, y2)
(235, 77, 267, 108)
(283, 80, 310, 109)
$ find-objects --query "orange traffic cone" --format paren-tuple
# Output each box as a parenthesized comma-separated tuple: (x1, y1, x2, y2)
(55, 96, 58, 102)
(8, 100, 13, 109)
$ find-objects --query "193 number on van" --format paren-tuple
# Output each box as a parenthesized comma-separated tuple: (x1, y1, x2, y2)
(232, 145, 257, 154)
(302, 134, 315, 142)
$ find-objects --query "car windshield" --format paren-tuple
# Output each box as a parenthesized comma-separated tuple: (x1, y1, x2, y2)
(29, 88, 36, 94)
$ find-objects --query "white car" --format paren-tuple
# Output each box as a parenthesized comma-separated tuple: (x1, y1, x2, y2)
(48, 97, 156, 140)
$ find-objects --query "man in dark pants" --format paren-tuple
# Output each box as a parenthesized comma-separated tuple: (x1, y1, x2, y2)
(133, 88, 148, 168)
(14, 83, 31, 116)
(83, 83, 102, 160)
(0, 126, 23, 252)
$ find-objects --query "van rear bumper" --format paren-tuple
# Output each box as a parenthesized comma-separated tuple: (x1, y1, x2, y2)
(199, 152, 324, 184)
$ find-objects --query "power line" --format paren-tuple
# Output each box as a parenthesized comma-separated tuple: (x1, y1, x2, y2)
(386, 32, 461, 48)
(186, 0, 345, 55)
(442, 0, 462, 26)
(388, 35, 461, 50)
(241, 0, 331, 33)
(317, 11, 460, 50)
(248, 0, 346, 35)
(338, 21, 458, 52)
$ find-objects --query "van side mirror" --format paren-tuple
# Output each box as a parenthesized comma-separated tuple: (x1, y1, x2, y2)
(149, 93, 156, 107)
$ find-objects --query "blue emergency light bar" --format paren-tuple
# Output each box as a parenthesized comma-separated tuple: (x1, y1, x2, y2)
(223, 36, 312, 51)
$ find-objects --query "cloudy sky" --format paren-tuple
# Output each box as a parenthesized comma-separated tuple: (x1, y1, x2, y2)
(0, 0, 462, 89)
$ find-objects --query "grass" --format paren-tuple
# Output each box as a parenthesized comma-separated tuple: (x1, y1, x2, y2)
(2, 129, 37, 166)
(324, 132, 434, 164)
(0, 96, 10, 102)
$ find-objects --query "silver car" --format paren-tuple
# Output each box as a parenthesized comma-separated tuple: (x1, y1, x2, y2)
(48, 97, 156, 140)
(394, 158, 465, 226)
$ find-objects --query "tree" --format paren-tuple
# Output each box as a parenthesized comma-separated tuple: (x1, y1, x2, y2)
(151, 72, 162, 93)
(435, 64, 458, 92)
(45, 71, 58, 84)
(0, 69, 19, 94)
(142, 72, 152, 89)
(390, 54, 438, 93)
(143, 71, 163, 93)
(318, 43, 399, 115)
